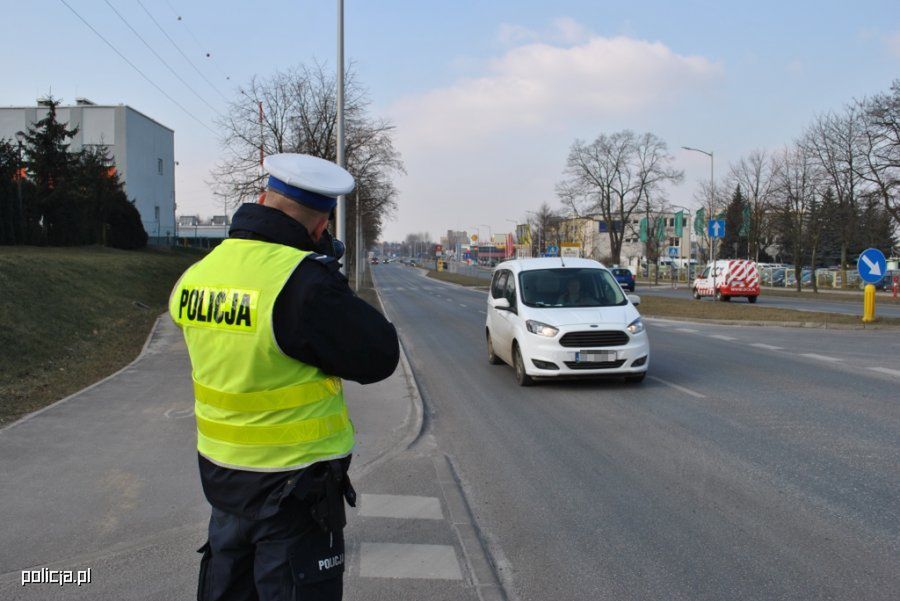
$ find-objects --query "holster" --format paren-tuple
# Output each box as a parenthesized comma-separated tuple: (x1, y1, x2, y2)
(306, 459, 356, 533)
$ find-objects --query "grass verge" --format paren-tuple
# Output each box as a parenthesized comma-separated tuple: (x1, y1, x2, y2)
(0, 246, 201, 426)
(426, 269, 488, 287)
(638, 295, 900, 327)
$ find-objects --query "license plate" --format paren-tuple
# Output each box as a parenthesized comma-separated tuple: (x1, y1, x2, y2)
(576, 351, 616, 363)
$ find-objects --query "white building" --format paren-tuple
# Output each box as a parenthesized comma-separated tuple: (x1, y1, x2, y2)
(0, 98, 175, 242)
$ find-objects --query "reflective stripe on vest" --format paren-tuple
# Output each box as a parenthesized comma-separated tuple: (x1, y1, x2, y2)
(169, 239, 355, 472)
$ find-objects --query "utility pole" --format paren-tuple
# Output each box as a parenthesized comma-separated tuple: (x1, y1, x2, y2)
(335, 0, 347, 274)
(682, 146, 715, 294)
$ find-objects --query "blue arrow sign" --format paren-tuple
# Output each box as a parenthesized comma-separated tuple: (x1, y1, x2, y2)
(708, 219, 725, 238)
(857, 248, 887, 284)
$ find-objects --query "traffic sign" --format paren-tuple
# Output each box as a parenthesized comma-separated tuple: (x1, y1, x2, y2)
(708, 219, 725, 238)
(668, 246, 679, 258)
(857, 248, 887, 284)
(546, 244, 559, 256)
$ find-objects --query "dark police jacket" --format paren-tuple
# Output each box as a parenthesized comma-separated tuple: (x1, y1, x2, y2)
(197, 202, 400, 519)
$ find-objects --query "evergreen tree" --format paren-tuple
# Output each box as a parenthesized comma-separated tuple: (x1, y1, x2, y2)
(722, 185, 748, 259)
(22, 96, 80, 245)
(0, 139, 19, 245)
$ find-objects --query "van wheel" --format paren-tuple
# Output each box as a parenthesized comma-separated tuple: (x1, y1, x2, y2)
(486, 332, 503, 365)
(625, 372, 646, 384)
(748, 295, 758, 304)
(513, 344, 534, 387)
(693, 288, 701, 300)
(714, 290, 723, 301)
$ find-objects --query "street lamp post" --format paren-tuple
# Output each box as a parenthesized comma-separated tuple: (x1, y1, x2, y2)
(682, 146, 716, 295)
(335, 0, 346, 274)
(15, 131, 25, 244)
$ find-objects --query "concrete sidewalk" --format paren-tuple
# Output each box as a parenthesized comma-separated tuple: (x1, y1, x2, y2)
(0, 316, 418, 600)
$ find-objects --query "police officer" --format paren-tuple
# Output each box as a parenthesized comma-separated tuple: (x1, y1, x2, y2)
(169, 153, 400, 600)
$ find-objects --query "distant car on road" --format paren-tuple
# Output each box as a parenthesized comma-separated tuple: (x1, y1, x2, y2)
(692, 259, 760, 302)
(370, 257, 379, 265)
(611, 268, 636, 292)
(485, 258, 649, 386)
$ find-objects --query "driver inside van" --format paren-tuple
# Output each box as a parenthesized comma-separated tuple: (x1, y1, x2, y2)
(557, 277, 598, 306)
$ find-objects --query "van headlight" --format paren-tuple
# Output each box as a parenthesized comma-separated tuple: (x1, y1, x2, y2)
(526, 320, 559, 337)
(627, 318, 645, 335)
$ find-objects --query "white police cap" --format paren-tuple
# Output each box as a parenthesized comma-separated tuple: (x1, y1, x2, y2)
(264, 153, 355, 212)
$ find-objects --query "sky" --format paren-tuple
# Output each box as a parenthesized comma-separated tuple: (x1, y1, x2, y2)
(3, 1, 899, 242)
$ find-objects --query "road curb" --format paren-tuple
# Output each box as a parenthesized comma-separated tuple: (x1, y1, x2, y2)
(350, 274, 427, 480)
(0, 313, 165, 433)
(434, 454, 514, 601)
(643, 315, 900, 330)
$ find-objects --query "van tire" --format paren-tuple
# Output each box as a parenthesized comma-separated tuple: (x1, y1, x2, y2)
(513, 344, 534, 387)
(748, 295, 758, 304)
(486, 331, 503, 365)
(715, 290, 723, 301)
(693, 288, 701, 300)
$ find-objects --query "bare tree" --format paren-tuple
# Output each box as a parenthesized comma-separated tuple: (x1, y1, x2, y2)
(728, 150, 776, 261)
(773, 143, 819, 292)
(856, 82, 900, 226)
(802, 109, 865, 282)
(557, 130, 682, 264)
(213, 62, 404, 273)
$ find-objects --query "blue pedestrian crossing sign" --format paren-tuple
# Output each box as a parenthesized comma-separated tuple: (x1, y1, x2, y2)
(857, 248, 887, 284)
(546, 244, 559, 256)
(668, 246, 679, 258)
(707, 219, 725, 238)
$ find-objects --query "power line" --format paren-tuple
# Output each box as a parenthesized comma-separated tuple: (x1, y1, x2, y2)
(137, 0, 230, 102)
(57, 0, 217, 135)
(162, 0, 233, 85)
(101, 0, 221, 116)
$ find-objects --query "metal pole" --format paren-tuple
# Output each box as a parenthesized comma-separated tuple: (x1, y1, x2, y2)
(335, 0, 346, 274)
(15, 139, 24, 244)
(710, 151, 716, 296)
(354, 190, 360, 291)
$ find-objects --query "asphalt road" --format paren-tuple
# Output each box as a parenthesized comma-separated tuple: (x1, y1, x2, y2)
(637, 284, 900, 318)
(374, 264, 900, 601)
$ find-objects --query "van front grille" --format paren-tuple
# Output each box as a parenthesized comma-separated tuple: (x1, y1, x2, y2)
(559, 331, 629, 347)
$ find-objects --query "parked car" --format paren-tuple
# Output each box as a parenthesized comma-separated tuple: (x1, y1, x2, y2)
(692, 259, 760, 302)
(485, 258, 649, 386)
(611, 268, 636, 292)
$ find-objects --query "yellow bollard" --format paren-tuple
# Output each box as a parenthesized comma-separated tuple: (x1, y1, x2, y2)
(862, 284, 876, 323)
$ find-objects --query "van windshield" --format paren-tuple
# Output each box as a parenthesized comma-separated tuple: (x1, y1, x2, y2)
(519, 268, 628, 308)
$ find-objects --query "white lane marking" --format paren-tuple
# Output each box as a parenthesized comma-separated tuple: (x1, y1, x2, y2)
(649, 322, 671, 327)
(675, 328, 699, 333)
(868, 366, 900, 378)
(800, 353, 841, 363)
(647, 376, 706, 399)
(446, 298, 453, 302)
(478, 310, 486, 315)
(359, 543, 463, 580)
(394, 286, 405, 291)
(459, 304, 467, 308)
(359, 494, 443, 520)
(751, 343, 783, 351)
(708, 334, 736, 341)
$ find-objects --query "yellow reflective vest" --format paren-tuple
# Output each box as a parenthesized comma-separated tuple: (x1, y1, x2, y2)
(169, 238, 354, 472)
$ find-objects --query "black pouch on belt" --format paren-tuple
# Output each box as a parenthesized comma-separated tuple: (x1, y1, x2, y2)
(308, 460, 356, 532)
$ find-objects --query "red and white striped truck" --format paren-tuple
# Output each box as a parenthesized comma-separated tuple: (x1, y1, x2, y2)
(692, 260, 760, 302)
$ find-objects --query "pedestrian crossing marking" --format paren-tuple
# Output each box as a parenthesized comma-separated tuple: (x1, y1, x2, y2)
(359, 543, 462, 580)
(358, 494, 443, 520)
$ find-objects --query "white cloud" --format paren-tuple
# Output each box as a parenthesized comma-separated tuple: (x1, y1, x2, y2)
(383, 22, 722, 240)
(390, 30, 721, 148)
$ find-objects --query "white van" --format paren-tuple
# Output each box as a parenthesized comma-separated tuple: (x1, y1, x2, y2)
(485, 258, 650, 386)
(692, 259, 760, 302)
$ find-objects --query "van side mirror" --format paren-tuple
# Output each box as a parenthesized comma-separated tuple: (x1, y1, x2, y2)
(628, 294, 641, 306)
(491, 297, 511, 310)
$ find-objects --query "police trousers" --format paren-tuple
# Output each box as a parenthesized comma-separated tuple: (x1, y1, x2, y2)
(196, 461, 355, 601)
